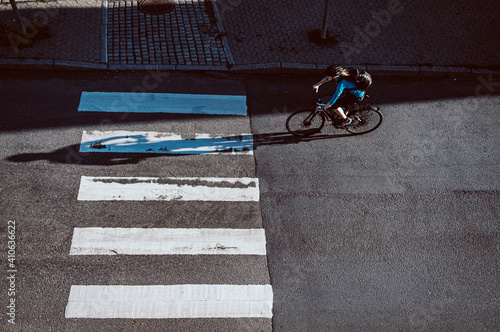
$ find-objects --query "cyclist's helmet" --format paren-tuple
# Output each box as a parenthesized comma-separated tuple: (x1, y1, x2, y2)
(324, 65, 343, 77)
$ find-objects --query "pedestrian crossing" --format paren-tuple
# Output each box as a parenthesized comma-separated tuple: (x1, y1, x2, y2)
(64, 91, 272, 327)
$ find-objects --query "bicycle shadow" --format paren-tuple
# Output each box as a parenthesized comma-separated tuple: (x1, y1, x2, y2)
(5, 130, 351, 166)
(252, 130, 351, 148)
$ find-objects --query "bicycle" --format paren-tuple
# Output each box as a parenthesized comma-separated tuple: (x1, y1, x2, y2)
(286, 95, 383, 136)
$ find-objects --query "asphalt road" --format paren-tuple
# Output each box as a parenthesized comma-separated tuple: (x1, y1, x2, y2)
(246, 73, 500, 331)
(0, 70, 270, 331)
(1, 70, 499, 331)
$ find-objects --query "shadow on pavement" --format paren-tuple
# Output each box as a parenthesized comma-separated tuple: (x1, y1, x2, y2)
(5, 131, 351, 165)
(1, 71, 498, 133)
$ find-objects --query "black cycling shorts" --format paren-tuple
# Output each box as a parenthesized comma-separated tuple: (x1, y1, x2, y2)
(331, 92, 364, 108)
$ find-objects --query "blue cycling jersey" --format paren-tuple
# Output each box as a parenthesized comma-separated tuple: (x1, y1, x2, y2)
(328, 77, 365, 105)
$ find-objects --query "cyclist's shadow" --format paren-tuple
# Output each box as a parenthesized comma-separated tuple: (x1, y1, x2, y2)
(253, 130, 351, 148)
(5, 131, 350, 166)
(5, 143, 155, 165)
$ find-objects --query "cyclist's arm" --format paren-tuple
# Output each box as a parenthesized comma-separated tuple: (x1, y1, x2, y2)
(313, 76, 334, 91)
(324, 82, 345, 108)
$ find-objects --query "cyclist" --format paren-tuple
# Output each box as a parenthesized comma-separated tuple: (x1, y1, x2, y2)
(312, 65, 365, 127)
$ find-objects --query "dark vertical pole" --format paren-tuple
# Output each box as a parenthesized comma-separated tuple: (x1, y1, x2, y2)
(320, 0, 331, 39)
(9, 0, 27, 35)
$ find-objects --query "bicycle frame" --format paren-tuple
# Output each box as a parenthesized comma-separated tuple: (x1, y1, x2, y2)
(285, 94, 382, 136)
(315, 99, 356, 122)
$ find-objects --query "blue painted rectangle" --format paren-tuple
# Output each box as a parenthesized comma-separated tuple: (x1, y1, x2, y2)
(78, 92, 247, 115)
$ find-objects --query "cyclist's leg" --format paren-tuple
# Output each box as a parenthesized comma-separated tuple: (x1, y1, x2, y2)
(331, 94, 358, 119)
(332, 106, 347, 119)
(332, 94, 364, 126)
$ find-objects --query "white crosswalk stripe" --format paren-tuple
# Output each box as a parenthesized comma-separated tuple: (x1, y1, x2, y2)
(66, 92, 272, 327)
(65, 285, 273, 319)
(69, 228, 267, 255)
(77, 176, 260, 201)
(79, 130, 253, 155)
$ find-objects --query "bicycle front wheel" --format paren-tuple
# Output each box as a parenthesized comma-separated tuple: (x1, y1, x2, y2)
(286, 110, 325, 137)
(345, 108, 383, 135)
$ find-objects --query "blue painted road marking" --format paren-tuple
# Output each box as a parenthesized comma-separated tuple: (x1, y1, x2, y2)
(78, 92, 247, 115)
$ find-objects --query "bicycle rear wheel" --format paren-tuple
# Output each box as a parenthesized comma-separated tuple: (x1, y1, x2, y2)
(286, 109, 325, 136)
(345, 107, 383, 135)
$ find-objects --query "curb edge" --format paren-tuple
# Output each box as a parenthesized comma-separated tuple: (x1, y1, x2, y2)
(0, 59, 498, 79)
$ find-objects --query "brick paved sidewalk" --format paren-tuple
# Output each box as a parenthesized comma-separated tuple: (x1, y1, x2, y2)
(107, 0, 226, 66)
(0, 0, 102, 63)
(218, 0, 500, 69)
(0, 0, 229, 68)
(0, 0, 499, 73)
